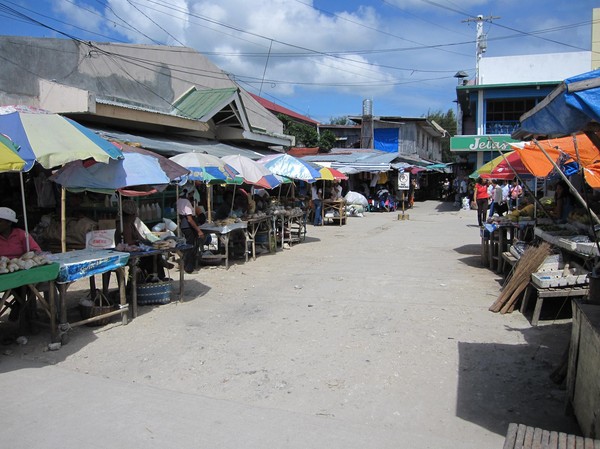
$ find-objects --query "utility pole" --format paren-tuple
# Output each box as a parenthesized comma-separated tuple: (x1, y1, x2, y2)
(462, 15, 500, 84)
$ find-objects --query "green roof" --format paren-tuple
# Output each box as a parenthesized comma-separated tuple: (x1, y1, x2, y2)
(172, 87, 238, 119)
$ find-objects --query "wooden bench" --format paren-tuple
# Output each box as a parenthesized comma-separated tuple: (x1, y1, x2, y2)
(503, 423, 600, 448)
(520, 283, 589, 326)
(500, 251, 518, 276)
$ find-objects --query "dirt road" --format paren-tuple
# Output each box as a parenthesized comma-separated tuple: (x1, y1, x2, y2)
(0, 200, 578, 448)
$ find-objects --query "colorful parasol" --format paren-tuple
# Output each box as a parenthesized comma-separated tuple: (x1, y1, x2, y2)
(315, 166, 348, 181)
(169, 152, 242, 185)
(473, 151, 532, 180)
(0, 106, 123, 170)
(0, 133, 25, 172)
(221, 154, 281, 189)
(257, 154, 321, 182)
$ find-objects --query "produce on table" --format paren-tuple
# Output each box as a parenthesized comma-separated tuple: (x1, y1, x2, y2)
(0, 251, 52, 274)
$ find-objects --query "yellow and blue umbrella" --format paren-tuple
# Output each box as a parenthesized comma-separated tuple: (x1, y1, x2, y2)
(0, 106, 122, 170)
(0, 133, 25, 172)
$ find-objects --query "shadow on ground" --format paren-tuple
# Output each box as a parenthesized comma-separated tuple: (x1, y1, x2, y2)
(0, 277, 211, 373)
(456, 323, 581, 438)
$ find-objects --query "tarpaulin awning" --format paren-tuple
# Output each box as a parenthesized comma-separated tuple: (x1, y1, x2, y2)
(509, 134, 600, 178)
(513, 68, 600, 139)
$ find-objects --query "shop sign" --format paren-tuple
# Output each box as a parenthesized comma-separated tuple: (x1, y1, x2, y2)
(450, 135, 519, 152)
(86, 229, 116, 249)
(398, 172, 410, 190)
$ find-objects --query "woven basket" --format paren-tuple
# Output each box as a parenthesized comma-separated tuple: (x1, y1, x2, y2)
(137, 279, 173, 305)
(78, 290, 115, 326)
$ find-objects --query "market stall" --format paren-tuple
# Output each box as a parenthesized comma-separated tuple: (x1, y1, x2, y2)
(0, 259, 59, 340)
(199, 220, 248, 269)
(126, 244, 191, 318)
(47, 248, 130, 339)
(245, 214, 275, 260)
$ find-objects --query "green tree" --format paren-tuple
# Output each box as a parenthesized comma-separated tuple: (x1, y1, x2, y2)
(328, 116, 351, 125)
(426, 109, 457, 162)
(318, 130, 337, 152)
(279, 114, 335, 151)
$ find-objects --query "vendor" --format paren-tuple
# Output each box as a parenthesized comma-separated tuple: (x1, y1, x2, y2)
(553, 180, 574, 222)
(177, 189, 205, 274)
(0, 206, 42, 324)
(0, 207, 41, 259)
(120, 200, 172, 281)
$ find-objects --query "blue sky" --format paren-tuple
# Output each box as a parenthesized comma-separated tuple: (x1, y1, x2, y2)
(0, 0, 596, 123)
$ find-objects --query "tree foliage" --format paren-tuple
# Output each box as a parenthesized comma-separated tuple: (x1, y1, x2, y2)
(426, 109, 457, 163)
(278, 114, 336, 152)
(328, 116, 351, 125)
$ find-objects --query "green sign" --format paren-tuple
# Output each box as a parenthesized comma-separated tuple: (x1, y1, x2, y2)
(450, 135, 519, 152)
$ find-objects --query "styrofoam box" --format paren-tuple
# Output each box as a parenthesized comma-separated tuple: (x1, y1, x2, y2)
(531, 270, 589, 289)
(575, 241, 600, 257)
(536, 254, 562, 272)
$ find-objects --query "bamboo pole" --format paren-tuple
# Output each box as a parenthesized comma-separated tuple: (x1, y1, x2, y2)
(61, 187, 66, 253)
(19, 172, 30, 251)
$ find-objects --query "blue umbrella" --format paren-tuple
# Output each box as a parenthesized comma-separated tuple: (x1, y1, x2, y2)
(257, 154, 321, 182)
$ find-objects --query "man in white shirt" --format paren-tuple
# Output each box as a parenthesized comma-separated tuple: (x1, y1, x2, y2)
(177, 189, 205, 274)
(311, 184, 323, 226)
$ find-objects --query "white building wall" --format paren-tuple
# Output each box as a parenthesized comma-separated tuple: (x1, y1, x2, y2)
(479, 51, 591, 85)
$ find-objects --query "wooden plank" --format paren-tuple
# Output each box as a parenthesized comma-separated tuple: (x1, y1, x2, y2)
(532, 427, 543, 449)
(584, 437, 595, 449)
(504, 423, 519, 449)
(548, 431, 559, 449)
(594, 439, 600, 449)
(524, 426, 535, 448)
(515, 424, 528, 449)
(566, 433, 576, 449)
(575, 436, 584, 449)
(558, 432, 568, 449)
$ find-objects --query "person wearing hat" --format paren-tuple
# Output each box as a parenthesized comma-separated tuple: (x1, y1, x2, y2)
(177, 188, 205, 274)
(0, 207, 41, 259)
(0, 207, 42, 324)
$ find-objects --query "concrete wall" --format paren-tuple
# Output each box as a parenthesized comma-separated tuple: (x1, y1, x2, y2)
(0, 36, 284, 135)
(479, 51, 591, 85)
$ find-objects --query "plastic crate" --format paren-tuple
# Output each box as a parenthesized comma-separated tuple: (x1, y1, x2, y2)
(531, 270, 589, 288)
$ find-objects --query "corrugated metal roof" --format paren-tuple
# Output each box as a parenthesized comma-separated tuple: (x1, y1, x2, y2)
(173, 87, 238, 119)
(303, 149, 398, 173)
(90, 127, 271, 160)
(249, 94, 319, 126)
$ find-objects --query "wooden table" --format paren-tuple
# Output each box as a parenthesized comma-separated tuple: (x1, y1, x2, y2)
(520, 283, 588, 326)
(200, 221, 248, 269)
(273, 211, 305, 249)
(0, 263, 60, 341)
(245, 215, 274, 260)
(322, 199, 346, 226)
(48, 249, 130, 343)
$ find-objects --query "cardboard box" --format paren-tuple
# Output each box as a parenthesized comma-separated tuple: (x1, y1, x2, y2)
(98, 219, 116, 230)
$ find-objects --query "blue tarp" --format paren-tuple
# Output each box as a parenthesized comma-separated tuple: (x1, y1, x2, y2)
(374, 128, 399, 153)
(515, 68, 600, 138)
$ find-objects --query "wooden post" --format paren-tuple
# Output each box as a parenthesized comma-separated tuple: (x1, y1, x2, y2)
(61, 187, 66, 253)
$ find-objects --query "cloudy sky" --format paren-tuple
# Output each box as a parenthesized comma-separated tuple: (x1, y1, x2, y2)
(0, 0, 596, 123)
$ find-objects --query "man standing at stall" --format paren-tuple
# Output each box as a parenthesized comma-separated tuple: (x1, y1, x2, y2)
(177, 189, 205, 274)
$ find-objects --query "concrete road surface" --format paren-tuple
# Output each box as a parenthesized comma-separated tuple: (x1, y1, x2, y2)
(0, 200, 579, 448)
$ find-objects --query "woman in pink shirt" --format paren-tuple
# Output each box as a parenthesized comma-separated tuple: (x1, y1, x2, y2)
(0, 207, 41, 259)
(473, 178, 490, 227)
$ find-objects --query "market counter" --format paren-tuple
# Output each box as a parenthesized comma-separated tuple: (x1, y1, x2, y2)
(48, 249, 130, 339)
(0, 263, 60, 341)
(200, 221, 248, 269)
